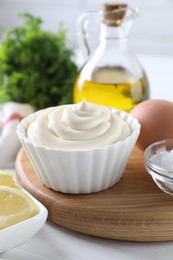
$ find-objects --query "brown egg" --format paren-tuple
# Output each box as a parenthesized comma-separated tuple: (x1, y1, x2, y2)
(130, 99, 173, 151)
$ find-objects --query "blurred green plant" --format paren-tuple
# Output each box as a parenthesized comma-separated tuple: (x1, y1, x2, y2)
(0, 13, 78, 109)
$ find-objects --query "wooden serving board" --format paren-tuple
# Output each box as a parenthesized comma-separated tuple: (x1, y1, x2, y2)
(15, 147, 173, 242)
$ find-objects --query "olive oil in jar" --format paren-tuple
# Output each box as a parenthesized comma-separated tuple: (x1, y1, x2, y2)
(74, 3, 150, 110)
(73, 67, 149, 112)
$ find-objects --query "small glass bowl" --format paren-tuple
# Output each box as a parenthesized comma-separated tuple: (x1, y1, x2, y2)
(144, 139, 173, 196)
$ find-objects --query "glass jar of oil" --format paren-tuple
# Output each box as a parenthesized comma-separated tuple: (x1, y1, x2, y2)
(73, 3, 150, 112)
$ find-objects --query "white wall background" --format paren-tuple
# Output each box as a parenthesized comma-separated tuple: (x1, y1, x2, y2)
(0, 0, 172, 59)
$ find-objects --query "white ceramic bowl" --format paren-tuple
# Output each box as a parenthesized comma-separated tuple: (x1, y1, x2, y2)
(17, 109, 140, 194)
(0, 189, 48, 253)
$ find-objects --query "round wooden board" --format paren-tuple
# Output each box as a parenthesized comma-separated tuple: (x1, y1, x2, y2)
(15, 147, 173, 242)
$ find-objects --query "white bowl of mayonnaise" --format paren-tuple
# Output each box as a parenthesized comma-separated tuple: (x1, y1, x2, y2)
(17, 100, 140, 194)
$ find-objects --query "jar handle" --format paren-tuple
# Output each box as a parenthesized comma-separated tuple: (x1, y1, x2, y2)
(77, 11, 98, 59)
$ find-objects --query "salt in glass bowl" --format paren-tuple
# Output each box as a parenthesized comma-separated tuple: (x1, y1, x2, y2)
(144, 139, 173, 196)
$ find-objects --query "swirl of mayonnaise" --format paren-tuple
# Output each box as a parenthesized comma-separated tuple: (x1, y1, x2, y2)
(26, 99, 131, 150)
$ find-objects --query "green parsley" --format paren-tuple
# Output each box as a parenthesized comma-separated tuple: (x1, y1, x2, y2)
(0, 13, 78, 109)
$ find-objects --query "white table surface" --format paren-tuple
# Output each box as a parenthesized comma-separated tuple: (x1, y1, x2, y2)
(1, 54, 173, 260)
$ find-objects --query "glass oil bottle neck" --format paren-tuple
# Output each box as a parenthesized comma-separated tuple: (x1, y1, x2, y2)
(98, 23, 129, 52)
(100, 22, 130, 40)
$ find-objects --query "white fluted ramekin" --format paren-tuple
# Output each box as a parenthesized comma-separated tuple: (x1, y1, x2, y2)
(17, 109, 140, 194)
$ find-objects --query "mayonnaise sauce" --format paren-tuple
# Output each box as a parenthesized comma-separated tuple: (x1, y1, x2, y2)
(27, 99, 131, 149)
